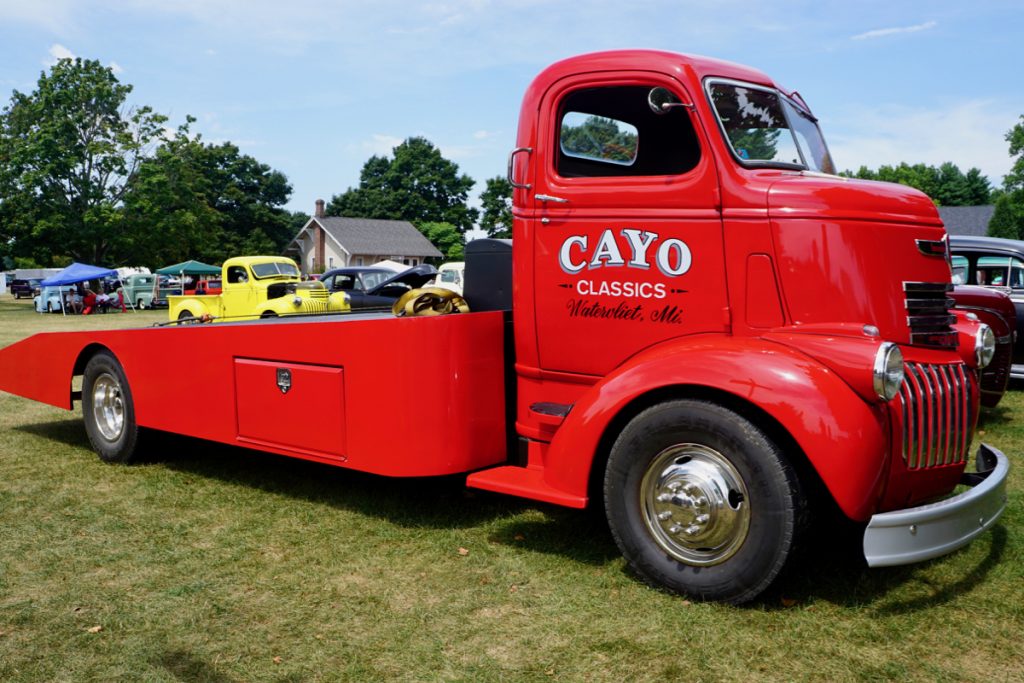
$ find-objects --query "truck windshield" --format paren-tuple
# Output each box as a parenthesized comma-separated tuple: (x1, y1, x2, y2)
(707, 80, 835, 174)
(251, 262, 300, 279)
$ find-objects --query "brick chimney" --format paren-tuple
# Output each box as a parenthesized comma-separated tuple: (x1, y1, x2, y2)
(313, 199, 326, 271)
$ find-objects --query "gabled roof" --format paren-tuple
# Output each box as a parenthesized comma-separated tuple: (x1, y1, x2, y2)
(300, 217, 443, 259)
(938, 205, 996, 236)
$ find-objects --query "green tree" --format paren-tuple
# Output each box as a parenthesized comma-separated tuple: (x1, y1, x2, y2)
(479, 176, 513, 239)
(420, 221, 464, 261)
(987, 115, 1024, 239)
(560, 115, 638, 163)
(122, 122, 294, 264)
(1005, 115, 1024, 192)
(843, 162, 991, 205)
(0, 57, 166, 265)
(987, 194, 1021, 239)
(326, 137, 478, 234)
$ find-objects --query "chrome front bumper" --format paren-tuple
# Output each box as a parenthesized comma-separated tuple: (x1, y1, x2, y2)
(864, 444, 1009, 567)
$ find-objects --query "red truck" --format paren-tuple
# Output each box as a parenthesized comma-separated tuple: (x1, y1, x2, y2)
(0, 50, 1009, 603)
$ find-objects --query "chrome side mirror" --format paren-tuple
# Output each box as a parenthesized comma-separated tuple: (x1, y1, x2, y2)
(648, 87, 686, 114)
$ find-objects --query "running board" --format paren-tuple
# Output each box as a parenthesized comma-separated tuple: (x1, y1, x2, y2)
(466, 465, 587, 508)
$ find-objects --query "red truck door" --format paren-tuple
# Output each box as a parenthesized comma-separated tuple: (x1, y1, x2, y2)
(530, 73, 725, 376)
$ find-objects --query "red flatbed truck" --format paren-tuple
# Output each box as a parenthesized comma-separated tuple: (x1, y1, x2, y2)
(0, 50, 1010, 603)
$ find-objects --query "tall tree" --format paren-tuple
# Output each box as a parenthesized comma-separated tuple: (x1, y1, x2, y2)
(122, 122, 294, 264)
(326, 137, 478, 234)
(0, 57, 166, 265)
(987, 194, 1021, 239)
(420, 221, 464, 260)
(991, 115, 1024, 239)
(479, 176, 513, 239)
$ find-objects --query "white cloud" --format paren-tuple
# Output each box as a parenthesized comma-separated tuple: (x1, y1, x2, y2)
(361, 134, 404, 155)
(826, 100, 1017, 186)
(851, 21, 938, 41)
(472, 130, 495, 140)
(0, 0, 76, 32)
(109, 60, 124, 74)
(45, 43, 76, 66)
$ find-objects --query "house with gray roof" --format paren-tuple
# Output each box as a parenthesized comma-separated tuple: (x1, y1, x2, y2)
(938, 205, 995, 236)
(286, 199, 443, 274)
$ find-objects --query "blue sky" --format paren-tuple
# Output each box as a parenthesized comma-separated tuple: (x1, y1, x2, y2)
(1, 0, 1022, 227)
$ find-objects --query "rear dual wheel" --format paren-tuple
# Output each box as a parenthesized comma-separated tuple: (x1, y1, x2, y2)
(604, 399, 803, 604)
(82, 351, 142, 463)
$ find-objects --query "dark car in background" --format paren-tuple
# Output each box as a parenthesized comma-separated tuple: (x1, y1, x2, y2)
(949, 235, 1024, 381)
(950, 285, 1016, 407)
(9, 278, 41, 299)
(320, 264, 437, 310)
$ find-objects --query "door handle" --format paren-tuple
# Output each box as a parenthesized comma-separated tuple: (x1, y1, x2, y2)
(507, 147, 532, 190)
(535, 194, 569, 203)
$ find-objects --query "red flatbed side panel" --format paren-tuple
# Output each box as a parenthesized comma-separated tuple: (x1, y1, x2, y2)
(0, 313, 508, 477)
(0, 332, 91, 409)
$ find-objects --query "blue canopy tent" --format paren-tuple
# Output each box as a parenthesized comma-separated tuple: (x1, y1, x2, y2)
(40, 262, 119, 315)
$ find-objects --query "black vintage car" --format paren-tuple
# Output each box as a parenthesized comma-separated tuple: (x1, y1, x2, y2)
(9, 278, 41, 299)
(949, 235, 1024, 379)
(320, 264, 438, 310)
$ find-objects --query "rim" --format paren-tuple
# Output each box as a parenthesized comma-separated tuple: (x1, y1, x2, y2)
(640, 443, 750, 566)
(91, 372, 125, 442)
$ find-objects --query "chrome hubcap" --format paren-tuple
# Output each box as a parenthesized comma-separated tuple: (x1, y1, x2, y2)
(641, 444, 749, 566)
(92, 373, 125, 441)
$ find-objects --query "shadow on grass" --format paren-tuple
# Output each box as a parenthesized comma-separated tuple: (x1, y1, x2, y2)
(19, 418, 1004, 599)
(15, 417, 91, 449)
(979, 403, 1015, 428)
(156, 650, 238, 683)
(16, 419, 621, 566)
(757, 514, 1007, 611)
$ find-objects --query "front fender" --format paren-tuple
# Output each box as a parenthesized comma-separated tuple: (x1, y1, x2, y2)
(544, 335, 890, 521)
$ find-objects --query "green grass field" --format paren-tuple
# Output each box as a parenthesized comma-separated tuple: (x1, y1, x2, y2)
(0, 294, 1021, 682)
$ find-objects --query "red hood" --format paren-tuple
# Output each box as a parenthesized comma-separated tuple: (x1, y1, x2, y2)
(767, 175, 950, 344)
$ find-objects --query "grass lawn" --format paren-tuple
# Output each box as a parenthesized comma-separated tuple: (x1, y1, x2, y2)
(0, 293, 1021, 682)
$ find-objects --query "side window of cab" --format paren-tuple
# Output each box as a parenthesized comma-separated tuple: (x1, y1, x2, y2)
(227, 266, 249, 284)
(556, 85, 701, 178)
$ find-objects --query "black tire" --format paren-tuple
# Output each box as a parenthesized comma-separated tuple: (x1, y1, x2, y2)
(604, 399, 803, 604)
(138, 299, 146, 310)
(177, 310, 197, 324)
(82, 351, 142, 464)
(260, 311, 278, 319)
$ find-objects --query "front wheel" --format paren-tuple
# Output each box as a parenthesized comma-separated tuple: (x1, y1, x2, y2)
(138, 299, 146, 310)
(604, 399, 803, 604)
(82, 351, 142, 463)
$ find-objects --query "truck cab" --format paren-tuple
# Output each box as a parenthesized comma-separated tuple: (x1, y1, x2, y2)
(168, 256, 350, 322)
(469, 50, 1008, 601)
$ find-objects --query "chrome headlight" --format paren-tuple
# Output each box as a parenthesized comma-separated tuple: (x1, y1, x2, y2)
(873, 343, 904, 401)
(975, 324, 996, 368)
(292, 295, 303, 306)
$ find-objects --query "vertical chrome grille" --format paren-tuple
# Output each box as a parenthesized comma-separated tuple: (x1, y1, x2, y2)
(899, 362, 973, 470)
(904, 282, 957, 349)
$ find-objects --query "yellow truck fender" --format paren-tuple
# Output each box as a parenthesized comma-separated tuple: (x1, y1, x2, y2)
(168, 295, 218, 322)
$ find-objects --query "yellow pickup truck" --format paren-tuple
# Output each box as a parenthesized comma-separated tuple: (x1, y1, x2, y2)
(168, 256, 349, 323)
